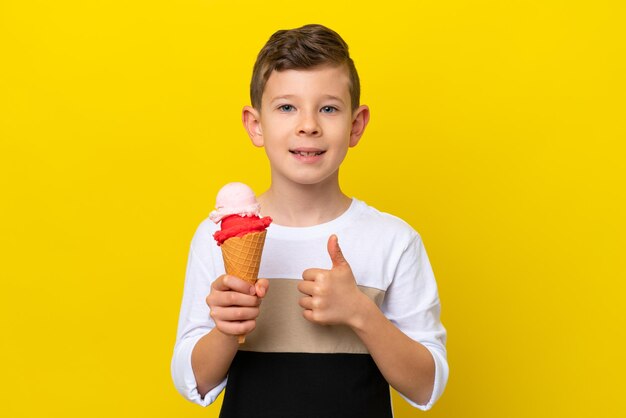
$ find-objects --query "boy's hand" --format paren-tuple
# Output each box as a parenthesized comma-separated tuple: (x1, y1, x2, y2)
(206, 275, 269, 338)
(298, 235, 367, 327)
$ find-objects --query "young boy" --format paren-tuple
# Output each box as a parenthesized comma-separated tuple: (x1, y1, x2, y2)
(172, 24, 448, 417)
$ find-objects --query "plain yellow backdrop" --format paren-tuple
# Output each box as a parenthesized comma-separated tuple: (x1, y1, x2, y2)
(1, 1, 624, 417)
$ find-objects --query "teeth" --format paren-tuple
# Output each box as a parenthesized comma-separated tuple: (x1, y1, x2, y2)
(294, 151, 323, 156)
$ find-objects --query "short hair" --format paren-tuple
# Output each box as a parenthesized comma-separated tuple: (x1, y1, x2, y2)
(250, 24, 360, 111)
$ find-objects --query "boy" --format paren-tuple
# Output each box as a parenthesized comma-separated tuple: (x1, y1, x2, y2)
(172, 24, 448, 417)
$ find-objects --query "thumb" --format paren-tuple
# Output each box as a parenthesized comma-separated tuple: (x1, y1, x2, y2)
(327, 234, 348, 268)
(255, 278, 270, 298)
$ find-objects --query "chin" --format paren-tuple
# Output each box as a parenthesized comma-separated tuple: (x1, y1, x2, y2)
(290, 172, 338, 187)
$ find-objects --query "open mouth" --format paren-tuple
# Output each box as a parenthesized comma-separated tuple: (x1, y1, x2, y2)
(290, 150, 326, 157)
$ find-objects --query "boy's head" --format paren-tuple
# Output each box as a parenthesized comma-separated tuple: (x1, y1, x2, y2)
(250, 24, 360, 112)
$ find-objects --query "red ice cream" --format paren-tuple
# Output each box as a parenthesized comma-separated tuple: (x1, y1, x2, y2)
(213, 214, 272, 245)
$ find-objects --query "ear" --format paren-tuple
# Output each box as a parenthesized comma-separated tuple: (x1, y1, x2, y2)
(242, 106, 264, 147)
(349, 105, 370, 148)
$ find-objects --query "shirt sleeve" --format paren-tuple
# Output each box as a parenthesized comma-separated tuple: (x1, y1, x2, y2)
(380, 232, 449, 410)
(171, 228, 227, 406)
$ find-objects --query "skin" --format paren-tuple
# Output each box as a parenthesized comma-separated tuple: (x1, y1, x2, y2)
(191, 64, 435, 405)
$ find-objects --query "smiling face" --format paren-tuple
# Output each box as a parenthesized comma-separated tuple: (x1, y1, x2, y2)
(243, 64, 369, 189)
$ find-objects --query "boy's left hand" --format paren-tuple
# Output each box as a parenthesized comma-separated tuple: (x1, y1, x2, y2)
(298, 235, 367, 327)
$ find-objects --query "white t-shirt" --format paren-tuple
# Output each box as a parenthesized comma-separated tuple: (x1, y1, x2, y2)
(171, 198, 448, 411)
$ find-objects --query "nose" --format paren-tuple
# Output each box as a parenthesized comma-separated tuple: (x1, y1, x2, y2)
(297, 111, 321, 136)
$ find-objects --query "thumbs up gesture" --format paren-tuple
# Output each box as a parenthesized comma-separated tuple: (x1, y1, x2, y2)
(298, 235, 367, 327)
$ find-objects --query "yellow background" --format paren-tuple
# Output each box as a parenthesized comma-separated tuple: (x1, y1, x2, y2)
(1, 1, 624, 416)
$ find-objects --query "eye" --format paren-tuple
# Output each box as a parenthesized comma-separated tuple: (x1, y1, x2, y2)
(320, 106, 338, 113)
(278, 104, 294, 112)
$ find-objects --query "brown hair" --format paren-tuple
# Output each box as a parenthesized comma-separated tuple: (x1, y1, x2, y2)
(250, 24, 360, 111)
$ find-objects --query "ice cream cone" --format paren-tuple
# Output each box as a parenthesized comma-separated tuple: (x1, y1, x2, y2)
(220, 230, 267, 344)
(220, 230, 267, 285)
(210, 183, 272, 345)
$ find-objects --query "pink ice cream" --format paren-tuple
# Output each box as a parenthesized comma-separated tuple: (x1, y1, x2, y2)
(209, 182, 272, 245)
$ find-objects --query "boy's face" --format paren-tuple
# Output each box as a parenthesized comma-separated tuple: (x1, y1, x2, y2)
(243, 64, 369, 188)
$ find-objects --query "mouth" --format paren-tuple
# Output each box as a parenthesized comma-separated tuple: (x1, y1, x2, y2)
(289, 149, 326, 157)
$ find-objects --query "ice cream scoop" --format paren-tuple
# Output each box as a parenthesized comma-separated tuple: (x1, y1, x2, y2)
(209, 182, 262, 223)
(210, 182, 272, 247)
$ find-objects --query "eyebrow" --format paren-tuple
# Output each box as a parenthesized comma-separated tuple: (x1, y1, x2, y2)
(270, 95, 296, 103)
(321, 95, 345, 103)
(270, 94, 346, 104)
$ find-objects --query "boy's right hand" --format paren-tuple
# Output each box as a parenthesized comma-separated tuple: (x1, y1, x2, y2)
(206, 275, 269, 338)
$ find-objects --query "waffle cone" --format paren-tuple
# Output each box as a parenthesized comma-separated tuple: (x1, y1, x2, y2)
(220, 230, 267, 285)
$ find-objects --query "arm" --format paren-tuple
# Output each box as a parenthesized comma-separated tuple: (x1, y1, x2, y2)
(298, 235, 442, 406)
(171, 227, 269, 405)
(349, 295, 435, 405)
(192, 276, 269, 397)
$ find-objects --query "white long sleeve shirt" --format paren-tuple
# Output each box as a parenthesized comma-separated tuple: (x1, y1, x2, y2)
(172, 198, 448, 414)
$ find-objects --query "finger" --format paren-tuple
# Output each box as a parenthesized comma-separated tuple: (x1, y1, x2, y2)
(302, 309, 318, 324)
(297, 280, 316, 296)
(218, 274, 256, 295)
(327, 234, 348, 268)
(211, 274, 231, 291)
(211, 306, 260, 322)
(298, 295, 314, 310)
(216, 319, 257, 336)
(302, 268, 326, 282)
(299, 295, 325, 310)
(209, 291, 261, 309)
(255, 279, 270, 298)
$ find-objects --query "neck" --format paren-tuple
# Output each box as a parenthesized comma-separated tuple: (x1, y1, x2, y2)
(258, 173, 352, 227)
